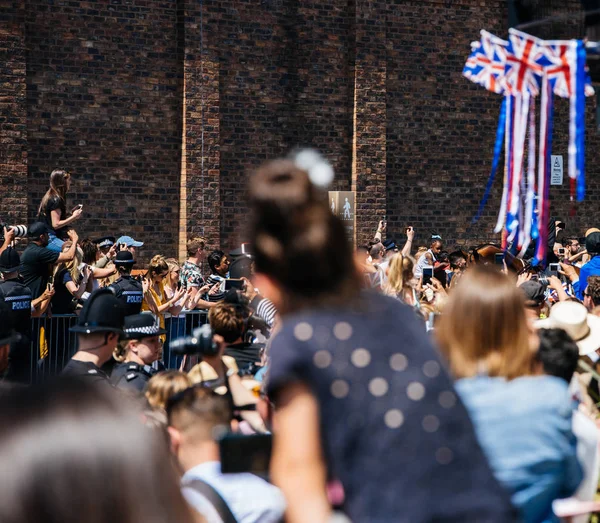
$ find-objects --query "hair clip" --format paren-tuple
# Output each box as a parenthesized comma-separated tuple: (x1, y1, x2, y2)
(293, 149, 334, 188)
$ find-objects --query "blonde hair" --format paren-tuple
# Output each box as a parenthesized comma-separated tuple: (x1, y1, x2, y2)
(166, 258, 180, 272)
(384, 253, 414, 298)
(145, 371, 192, 410)
(146, 255, 169, 278)
(435, 266, 533, 380)
(57, 241, 83, 282)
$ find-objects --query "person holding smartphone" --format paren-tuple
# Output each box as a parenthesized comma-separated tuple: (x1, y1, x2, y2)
(37, 169, 83, 253)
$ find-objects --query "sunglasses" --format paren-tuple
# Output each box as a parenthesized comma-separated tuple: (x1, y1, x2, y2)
(158, 272, 169, 279)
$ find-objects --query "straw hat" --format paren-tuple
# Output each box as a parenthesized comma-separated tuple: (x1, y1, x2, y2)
(537, 301, 600, 356)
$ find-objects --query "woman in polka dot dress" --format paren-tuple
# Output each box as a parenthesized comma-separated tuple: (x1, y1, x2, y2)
(248, 158, 517, 523)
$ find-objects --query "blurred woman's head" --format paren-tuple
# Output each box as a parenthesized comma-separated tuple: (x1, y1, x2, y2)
(436, 266, 534, 380)
(0, 380, 196, 523)
(249, 159, 359, 314)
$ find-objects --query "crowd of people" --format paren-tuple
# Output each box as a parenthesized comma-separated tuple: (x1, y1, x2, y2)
(2, 161, 600, 523)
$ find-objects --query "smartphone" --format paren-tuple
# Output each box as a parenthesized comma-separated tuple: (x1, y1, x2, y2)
(176, 281, 182, 291)
(224, 278, 245, 291)
(219, 433, 272, 479)
(549, 263, 560, 277)
(558, 248, 565, 256)
(422, 267, 434, 286)
(72, 204, 83, 212)
(494, 252, 504, 265)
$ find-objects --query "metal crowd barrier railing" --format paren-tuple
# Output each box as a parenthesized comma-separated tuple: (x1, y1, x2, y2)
(26, 310, 208, 384)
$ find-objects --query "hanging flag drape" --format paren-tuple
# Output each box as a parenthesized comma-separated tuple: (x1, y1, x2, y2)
(463, 28, 593, 265)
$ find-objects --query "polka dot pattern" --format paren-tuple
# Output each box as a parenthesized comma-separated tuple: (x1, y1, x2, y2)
(422, 360, 440, 378)
(438, 391, 456, 409)
(313, 350, 332, 369)
(368, 377, 389, 397)
(384, 409, 404, 429)
(436, 447, 454, 465)
(333, 322, 353, 341)
(407, 382, 425, 401)
(331, 379, 350, 399)
(389, 353, 408, 372)
(422, 415, 440, 433)
(351, 348, 371, 368)
(294, 322, 313, 341)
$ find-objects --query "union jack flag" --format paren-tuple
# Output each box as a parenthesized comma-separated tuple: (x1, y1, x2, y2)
(540, 41, 595, 98)
(504, 29, 545, 96)
(463, 31, 508, 94)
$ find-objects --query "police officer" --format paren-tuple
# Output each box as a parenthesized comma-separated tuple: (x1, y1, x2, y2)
(61, 289, 125, 385)
(0, 300, 21, 377)
(0, 247, 33, 382)
(111, 314, 165, 392)
(108, 251, 143, 316)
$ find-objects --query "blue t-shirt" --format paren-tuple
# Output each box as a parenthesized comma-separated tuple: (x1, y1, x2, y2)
(456, 375, 582, 523)
(575, 255, 600, 300)
(267, 291, 517, 523)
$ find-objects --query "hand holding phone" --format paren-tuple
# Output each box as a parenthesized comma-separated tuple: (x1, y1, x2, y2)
(422, 267, 434, 287)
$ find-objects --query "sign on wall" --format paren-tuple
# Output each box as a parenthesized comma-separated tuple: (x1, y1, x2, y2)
(329, 191, 356, 244)
(550, 155, 563, 186)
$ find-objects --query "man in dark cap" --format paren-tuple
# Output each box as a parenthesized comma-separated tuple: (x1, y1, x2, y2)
(110, 314, 166, 392)
(108, 251, 144, 317)
(575, 231, 600, 301)
(61, 289, 125, 384)
(519, 280, 547, 322)
(19, 222, 78, 300)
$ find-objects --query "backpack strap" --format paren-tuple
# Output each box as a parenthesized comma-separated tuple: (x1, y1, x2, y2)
(184, 478, 238, 523)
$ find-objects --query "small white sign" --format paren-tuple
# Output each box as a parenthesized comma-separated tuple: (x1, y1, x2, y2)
(551, 155, 563, 185)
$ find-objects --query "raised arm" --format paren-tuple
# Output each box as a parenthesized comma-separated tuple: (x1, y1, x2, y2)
(401, 226, 414, 257)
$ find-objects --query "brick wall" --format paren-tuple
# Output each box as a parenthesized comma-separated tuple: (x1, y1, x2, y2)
(25, 0, 183, 263)
(0, 1, 27, 230)
(1, 0, 599, 260)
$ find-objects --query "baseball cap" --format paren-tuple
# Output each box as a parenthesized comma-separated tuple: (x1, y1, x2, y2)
(0, 247, 20, 273)
(27, 222, 49, 238)
(585, 232, 600, 254)
(519, 280, 546, 306)
(116, 235, 144, 248)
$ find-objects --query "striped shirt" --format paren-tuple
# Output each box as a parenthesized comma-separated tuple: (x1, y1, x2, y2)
(255, 297, 277, 327)
(205, 274, 226, 302)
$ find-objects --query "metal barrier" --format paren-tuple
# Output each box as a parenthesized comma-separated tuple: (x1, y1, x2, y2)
(25, 310, 208, 384)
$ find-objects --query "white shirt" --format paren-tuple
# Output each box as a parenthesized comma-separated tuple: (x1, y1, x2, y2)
(553, 409, 600, 523)
(182, 461, 286, 523)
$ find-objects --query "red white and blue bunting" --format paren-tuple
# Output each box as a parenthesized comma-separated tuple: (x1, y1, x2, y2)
(464, 29, 593, 265)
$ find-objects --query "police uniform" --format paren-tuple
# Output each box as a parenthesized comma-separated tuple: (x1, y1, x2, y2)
(111, 313, 167, 392)
(108, 275, 143, 317)
(61, 289, 125, 385)
(0, 248, 33, 382)
(111, 361, 157, 392)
